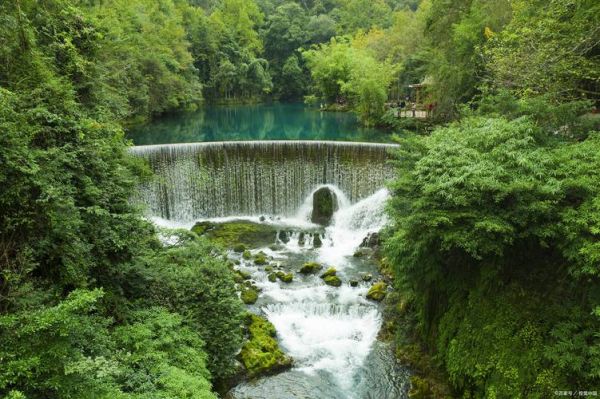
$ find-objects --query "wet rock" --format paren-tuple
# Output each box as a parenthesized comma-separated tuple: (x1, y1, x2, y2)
(267, 273, 277, 282)
(311, 186, 338, 226)
(233, 243, 247, 253)
(360, 232, 380, 248)
(366, 282, 387, 302)
(320, 267, 337, 279)
(191, 219, 278, 248)
(234, 269, 251, 282)
(323, 275, 342, 287)
(361, 273, 373, 282)
(264, 266, 273, 272)
(353, 249, 367, 258)
(350, 280, 359, 287)
(242, 250, 252, 260)
(241, 287, 259, 304)
(240, 314, 293, 378)
(298, 232, 306, 246)
(259, 215, 266, 222)
(276, 271, 294, 283)
(299, 261, 323, 274)
(254, 252, 268, 265)
(277, 230, 290, 244)
(313, 234, 322, 248)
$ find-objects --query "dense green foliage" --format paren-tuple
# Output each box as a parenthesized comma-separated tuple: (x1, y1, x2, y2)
(382, 1, 600, 397)
(386, 88, 600, 397)
(0, 1, 244, 397)
(1, 0, 599, 397)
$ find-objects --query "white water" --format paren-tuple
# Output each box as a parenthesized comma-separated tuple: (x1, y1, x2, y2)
(148, 182, 406, 398)
(225, 186, 400, 398)
(131, 140, 396, 221)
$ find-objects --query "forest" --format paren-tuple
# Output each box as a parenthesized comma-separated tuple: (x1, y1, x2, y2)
(0, 0, 599, 398)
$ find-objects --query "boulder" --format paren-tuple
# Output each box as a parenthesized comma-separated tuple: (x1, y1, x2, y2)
(320, 267, 337, 279)
(360, 232, 380, 248)
(267, 273, 277, 282)
(313, 234, 323, 248)
(276, 271, 294, 283)
(323, 275, 342, 287)
(241, 287, 259, 304)
(191, 219, 278, 249)
(233, 243, 247, 253)
(253, 252, 268, 265)
(311, 186, 338, 226)
(361, 273, 373, 282)
(240, 314, 293, 378)
(299, 261, 323, 274)
(366, 281, 387, 302)
(350, 280, 359, 287)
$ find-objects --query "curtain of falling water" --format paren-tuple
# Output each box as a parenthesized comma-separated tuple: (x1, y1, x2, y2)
(130, 141, 397, 222)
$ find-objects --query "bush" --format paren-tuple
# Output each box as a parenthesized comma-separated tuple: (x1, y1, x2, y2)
(127, 237, 244, 380)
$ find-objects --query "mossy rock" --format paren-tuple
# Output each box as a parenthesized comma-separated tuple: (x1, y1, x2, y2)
(350, 280, 359, 287)
(264, 266, 273, 272)
(242, 250, 252, 260)
(241, 287, 259, 305)
(353, 249, 367, 257)
(234, 270, 251, 283)
(254, 253, 268, 265)
(240, 314, 293, 378)
(361, 273, 373, 282)
(191, 220, 278, 248)
(311, 186, 338, 226)
(323, 275, 342, 287)
(298, 232, 306, 246)
(233, 243, 247, 253)
(313, 234, 322, 248)
(276, 271, 294, 283)
(267, 273, 277, 282)
(408, 376, 433, 399)
(299, 261, 323, 274)
(366, 281, 387, 301)
(320, 267, 337, 279)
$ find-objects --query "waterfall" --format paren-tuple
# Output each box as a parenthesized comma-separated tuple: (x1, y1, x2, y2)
(130, 140, 397, 221)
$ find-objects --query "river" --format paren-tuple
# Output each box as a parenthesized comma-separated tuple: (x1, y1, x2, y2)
(129, 104, 410, 398)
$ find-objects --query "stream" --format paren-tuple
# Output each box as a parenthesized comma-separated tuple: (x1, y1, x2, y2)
(162, 187, 411, 398)
(134, 137, 410, 398)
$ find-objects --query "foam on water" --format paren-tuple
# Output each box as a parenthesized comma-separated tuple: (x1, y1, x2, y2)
(263, 301, 381, 391)
(145, 179, 405, 397)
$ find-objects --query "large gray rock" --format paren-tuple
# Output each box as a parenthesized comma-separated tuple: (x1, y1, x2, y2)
(311, 187, 338, 226)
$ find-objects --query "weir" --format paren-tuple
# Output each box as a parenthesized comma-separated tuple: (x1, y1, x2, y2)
(130, 140, 397, 221)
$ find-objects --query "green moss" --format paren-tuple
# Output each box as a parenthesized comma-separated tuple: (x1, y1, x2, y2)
(267, 273, 277, 282)
(254, 253, 268, 265)
(366, 281, 387, 301)
(241, 287, 259, 305)
(408, 376, 433, 399)
(264, 266, 273, 272)
(276, 271, 293, 283)
(233, 243, 247, 253)
(323, 275, 342, 287)
(320, 267, 337, 278)
(313, 234, 322, 248)
(299, 261, 323, 274)
(361, 273, 373, 282)
(242, 250, 252, 260)
(240, 314, 293, 378)
(191, 220, 278, 249)
(353, 249, 366, 257)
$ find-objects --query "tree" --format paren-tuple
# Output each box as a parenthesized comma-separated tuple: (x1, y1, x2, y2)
(484, 0, 600, 102)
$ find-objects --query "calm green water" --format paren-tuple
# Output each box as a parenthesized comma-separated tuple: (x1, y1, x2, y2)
(127, 103, 391, 145)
